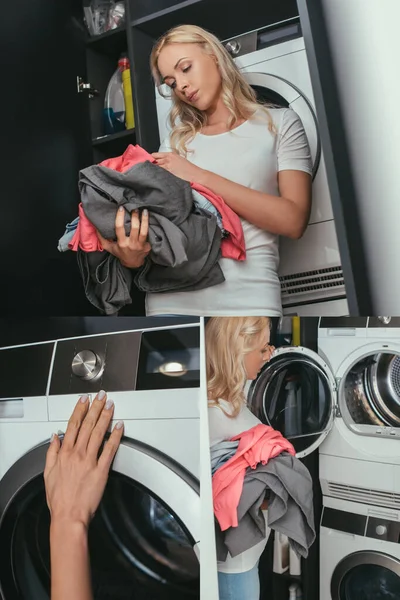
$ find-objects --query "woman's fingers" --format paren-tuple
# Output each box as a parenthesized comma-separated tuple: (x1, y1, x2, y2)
(74, 391, 107, 454)
(115, 206, 128, 244)
(86, 399, 115, 460)
(98, 421, 124, 473)
(138, 209, 149, 244)
(62, 395, 90, 451)
(44, 433, 61, 477)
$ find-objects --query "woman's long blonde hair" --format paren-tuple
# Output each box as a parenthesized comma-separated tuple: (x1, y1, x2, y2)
(150, 24, 275, 156)
(205, 317, 271, 418)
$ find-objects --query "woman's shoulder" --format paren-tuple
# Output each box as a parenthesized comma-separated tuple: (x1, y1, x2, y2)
(208, 398, 233, 414)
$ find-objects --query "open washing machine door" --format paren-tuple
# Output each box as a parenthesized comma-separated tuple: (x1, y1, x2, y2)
(0, 439, 200, 600)
(334, 341, 400, 439)
(247, 346, 336, 458)
(331, 551, 400, 600)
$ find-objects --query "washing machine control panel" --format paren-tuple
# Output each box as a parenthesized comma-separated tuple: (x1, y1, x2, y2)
(322, 507, 400, 543)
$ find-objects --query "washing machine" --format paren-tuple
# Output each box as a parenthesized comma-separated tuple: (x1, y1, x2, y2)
(320, 495, 400, 600)
(155, 18, 348, 317)
(247, 317, 400, 502)
(318, 317, 400, 510)
(0, 321, 201, 600)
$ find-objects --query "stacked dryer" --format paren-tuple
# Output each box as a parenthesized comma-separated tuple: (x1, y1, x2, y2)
(155, 18, 348, 316)
(318, 317, 400, 599)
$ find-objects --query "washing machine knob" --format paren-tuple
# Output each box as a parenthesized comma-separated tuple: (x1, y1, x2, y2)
(225, 40, 241, 56)
(378, 316, 391, 324)
(376, 525, 387, 536)
(72, 350, 104, 381)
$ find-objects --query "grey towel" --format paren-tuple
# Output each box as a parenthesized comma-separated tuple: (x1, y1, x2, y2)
(210, 441, 239, 475)
(215, 453, 315, 562)
(77, 160, 224, 314)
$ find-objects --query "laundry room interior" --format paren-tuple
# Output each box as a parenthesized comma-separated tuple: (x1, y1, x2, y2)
(3, 0, 399, 317)
(203, 315, 400, 600)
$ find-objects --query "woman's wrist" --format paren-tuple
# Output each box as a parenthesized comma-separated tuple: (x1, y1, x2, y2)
(50, 518, 89, 540)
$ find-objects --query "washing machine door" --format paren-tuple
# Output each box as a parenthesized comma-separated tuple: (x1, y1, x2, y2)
(0, 439, 200, 600)
(335, 342, 400, 436)
(242, 71, 321, 181)
(247, 346, 335, 458)
(331, 550, 400, 600)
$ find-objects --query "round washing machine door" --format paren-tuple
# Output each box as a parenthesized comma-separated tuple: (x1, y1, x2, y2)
(335, 342, 400, 436)
(242, 71, 321, 180)
(0, 439, 200, 600)
(331, 550, 400, 600)
(247, 346, 335, 458)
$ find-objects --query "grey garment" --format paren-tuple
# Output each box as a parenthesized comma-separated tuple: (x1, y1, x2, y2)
(77, 160, 224, 314)
(215, 453, 315, 562)
(77, 250, 133, 316)
(191, 189, 224, 231)
(58, 216, 80, 252)
(210, 441, 239, 475)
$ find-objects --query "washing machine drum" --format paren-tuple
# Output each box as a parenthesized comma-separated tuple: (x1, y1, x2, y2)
(247, 350, 333, 455)
(0, 473, 199, 600)
(331, 551, 400, 600)
(343, 352, 400, 428)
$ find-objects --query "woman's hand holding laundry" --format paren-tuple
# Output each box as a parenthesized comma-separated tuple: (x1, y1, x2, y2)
(44, 391, 124, 600)
(152, 151, 204, 183)
(97, 206, 151, 269)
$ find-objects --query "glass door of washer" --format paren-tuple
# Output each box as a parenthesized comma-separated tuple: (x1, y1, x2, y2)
(247, 346, 335, 458)
(0, 441, 200, 600)
(331, 551, 400, 600)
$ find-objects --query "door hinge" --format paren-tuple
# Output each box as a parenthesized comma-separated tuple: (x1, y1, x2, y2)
(334, 404, 342, 418)
(77, 76, 99, 99)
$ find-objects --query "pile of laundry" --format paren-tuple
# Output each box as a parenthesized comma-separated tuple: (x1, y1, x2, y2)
(58, 144, 246, 315)
(211, 424, 316, 561)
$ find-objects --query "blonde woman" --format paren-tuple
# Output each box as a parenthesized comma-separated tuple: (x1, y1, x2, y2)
(205, 317, 275, 600)
(105, 24, 312, 317)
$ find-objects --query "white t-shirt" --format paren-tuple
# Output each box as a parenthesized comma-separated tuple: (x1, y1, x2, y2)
(208, 398, 271, 573)
(146, 107, 312, 317)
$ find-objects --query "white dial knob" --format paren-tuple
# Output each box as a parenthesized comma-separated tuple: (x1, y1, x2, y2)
(376, 525, 387, 536)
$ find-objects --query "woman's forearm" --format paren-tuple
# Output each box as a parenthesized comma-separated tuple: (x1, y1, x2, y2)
(50, 520, 93, 600)
(196, 168, 309, 239)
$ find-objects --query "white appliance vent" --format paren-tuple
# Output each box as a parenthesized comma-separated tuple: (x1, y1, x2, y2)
(327, 481, 400, 510)
(280, 266, 345, 299)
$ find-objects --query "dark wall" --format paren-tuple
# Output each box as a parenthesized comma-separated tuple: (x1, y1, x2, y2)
(0, 0, 94, 316)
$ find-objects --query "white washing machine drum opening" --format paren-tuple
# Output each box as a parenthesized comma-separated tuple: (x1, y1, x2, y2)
(247, 347, 334, 457)
(340, 351, 400, 429)
(243, 72, 321, 180)
(0, 441, 200, 600)
(331, 551, 400, 600)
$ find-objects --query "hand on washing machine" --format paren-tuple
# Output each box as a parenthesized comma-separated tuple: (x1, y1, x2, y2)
(44, 390, 124, 528)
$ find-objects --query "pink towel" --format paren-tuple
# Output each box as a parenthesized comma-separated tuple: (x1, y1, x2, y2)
(212, 424, 296, 531)
(69, 144, 246, 261)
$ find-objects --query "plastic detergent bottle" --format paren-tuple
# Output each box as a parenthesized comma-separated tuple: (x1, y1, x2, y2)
(119, 56, 135, 130)
(103, 56, 126, 135)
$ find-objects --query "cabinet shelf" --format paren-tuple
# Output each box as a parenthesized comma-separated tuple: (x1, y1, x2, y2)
(131, 0, 298, 41)
(92, 128, 135, 147)
(86, 25, 127, 56)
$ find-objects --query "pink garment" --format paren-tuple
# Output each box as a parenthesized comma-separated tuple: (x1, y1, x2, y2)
(212, 424, 296, 531)
(69, 144, 245, 260)
(68, 203, 102, 252)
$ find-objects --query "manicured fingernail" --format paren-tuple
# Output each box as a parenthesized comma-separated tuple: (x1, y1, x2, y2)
(143, 209, 148, 216)
(105, 399, 114, 410)
(80, 394, 89, 403)
(57, 430, 64, 437)
(118, 206, 124, 212)
(98, 390, 106, 400)
(115, 420, 124, 430)
(50, 433, 57, 443)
